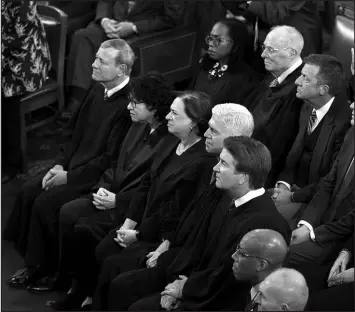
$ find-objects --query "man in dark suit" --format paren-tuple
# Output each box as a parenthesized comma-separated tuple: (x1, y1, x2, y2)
(272, 54, 350, 228)
(285, 100, 354, 265)
(5, 39, 134, 289)
(243, 25, 305, 187)
(65, 0, 184, 113)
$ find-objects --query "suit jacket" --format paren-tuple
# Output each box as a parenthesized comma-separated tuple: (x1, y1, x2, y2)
(314, 209, 354, 244)
(278, 93, 351, 202)
(95, 0, 184, 35)
(300, 127, 354, 228)
(54, 82, 131, 190)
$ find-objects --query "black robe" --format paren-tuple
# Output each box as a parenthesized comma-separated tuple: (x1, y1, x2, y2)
(190, 58, 261, 106)
(3, 82, 131, 256)
(244, 65, 304, 187)
(99, 191, 291, 311)
(72, 139, 215, 296)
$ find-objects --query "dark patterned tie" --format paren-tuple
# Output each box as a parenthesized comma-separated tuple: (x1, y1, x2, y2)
(307, 109, 317, 134)
(104, 90, 108, 100)
(269, 78, 279, 88)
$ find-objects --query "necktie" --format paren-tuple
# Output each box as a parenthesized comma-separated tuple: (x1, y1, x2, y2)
(307, 109, 317, 134)
(269, 78, 279, 88)
(104, 90, 108, 100)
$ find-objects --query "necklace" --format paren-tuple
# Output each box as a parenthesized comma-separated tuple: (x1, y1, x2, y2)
(208, 62, 228, 80)
(176, 138, 201, 155)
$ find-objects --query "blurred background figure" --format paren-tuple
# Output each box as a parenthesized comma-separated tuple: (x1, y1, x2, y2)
(2, 0, 51, 183)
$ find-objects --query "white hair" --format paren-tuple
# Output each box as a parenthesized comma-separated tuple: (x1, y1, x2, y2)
(268, 25, 304, 55)
(212, 103, 254, 137)
(265, 268, 309, 311)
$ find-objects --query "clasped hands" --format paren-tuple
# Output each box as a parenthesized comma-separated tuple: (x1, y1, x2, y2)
(92, 187, 116, 210)
(269, 183, 300, 205)
(160, 276, 188, 311)
(102, 19, 135, 39)
(42, 165, 67, 191)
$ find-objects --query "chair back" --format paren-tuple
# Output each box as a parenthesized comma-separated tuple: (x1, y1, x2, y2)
(329, 2, 354, 78)
(37, 4, 67, 96)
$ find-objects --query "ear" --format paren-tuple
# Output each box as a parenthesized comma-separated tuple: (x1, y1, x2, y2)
(288, 48, 297, 59)
(319, 84, 329, 96)
(236, 172, 248, 186)
(117, 64, 127, 76)
(190, 120, 197, 130)
(257, 259, 268, 271)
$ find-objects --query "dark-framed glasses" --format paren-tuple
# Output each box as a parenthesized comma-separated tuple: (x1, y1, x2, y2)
(235, 245, 271, 264)
(128, 95, 144, 108)
(205, 34, 234, 47)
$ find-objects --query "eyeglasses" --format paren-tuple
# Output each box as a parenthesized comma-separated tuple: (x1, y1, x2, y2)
(128, 95, 144, 108)
(205, 35, 234, 47)
(261, 44, 294, 55)
(235, 245, 271, 264)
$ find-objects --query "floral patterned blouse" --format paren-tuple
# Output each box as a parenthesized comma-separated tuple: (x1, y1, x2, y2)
(1, 0, 51, 98)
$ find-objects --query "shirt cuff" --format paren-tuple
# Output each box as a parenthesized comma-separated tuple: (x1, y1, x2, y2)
(276, 181, 291, 190)
(101, 18, 110, 27)
(298, 220, 316, 241)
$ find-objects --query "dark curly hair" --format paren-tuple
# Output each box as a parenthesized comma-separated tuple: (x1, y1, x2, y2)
(176, 90, 213, 136)
(201, 18, 252, 73)
(129, 71, 175, 121)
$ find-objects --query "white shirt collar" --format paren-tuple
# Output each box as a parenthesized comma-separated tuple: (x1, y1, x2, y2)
(234, 188, 265, 209)
(312, 96, 335, 123)
(105, 76, 130, 98)
(250, 283, 261, 300)
(276, 57, 303, 84)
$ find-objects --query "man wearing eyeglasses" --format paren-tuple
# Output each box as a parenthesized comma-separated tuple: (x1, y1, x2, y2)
(244, 25, 305, 188)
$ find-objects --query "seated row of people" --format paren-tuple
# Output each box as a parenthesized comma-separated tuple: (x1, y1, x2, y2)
(4, 23, 354, 310)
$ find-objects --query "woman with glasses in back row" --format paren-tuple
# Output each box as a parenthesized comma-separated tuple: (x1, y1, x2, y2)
(190, 19, 261, 106)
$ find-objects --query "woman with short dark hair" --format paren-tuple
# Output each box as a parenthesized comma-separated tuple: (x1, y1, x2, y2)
(190, 19, 260, 106)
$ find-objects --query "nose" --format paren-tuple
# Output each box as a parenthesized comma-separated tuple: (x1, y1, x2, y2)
(127, 102, 133, 110)
(261, 49, 267, 58)
(213, 162, 220, 172)
(231, 251, 238, 261)
(92, 59, 98, 68)
(350, 102, 354, 110)
(295, 76, 302, 86)
(204, 128, 210, 138)
(166, 112, 171, 120)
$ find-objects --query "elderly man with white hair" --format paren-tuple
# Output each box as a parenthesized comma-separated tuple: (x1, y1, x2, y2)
(244, 25, 305, 187)
(253, 268, 309, 311)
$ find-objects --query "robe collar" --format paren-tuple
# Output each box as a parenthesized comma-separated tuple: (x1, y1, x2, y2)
(233, 188, 265, 209)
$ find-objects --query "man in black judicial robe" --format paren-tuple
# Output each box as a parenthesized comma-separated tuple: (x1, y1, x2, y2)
(97, 136, 290, 311)
(243, 25, 305, 187)
(5, 39, 134, 287)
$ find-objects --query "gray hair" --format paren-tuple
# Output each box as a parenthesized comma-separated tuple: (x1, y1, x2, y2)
(269, 25, 304, 55)
(265, 268, 309, 311)
(212, 103, 254, 137)
(100, 39, 135, 75)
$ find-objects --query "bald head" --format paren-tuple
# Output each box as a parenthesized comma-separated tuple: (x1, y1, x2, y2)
(241, 229, 288, 265)
(266, 25, 304, 55)
(204, 103, 254, 155)
(257, 268, 309, 311)
(231, 229, 288, 282)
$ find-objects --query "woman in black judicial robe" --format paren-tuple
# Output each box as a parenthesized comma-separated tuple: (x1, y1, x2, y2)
(190, 18, 260, 106)
(50, 91, 216, 310)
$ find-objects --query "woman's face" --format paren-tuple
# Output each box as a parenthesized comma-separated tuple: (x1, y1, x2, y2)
(166, 97, 194, 137)
(206, 22, 234, 62)
(127, 95, 156, 123)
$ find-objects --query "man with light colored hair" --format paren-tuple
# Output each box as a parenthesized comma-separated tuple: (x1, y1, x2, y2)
(4, 38, 135, 293)
(244, 25, 305, 187)
(253, 268, 309, 311)
(205, 103, 254, 154)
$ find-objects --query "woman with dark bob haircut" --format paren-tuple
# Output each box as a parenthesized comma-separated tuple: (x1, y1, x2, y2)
(50, 91, 216, 310)
(190, 18, 261, 106)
